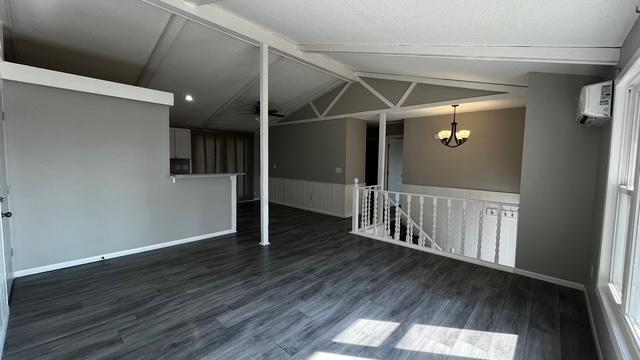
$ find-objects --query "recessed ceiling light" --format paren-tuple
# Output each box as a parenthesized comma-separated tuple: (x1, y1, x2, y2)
(185, 94, 194, 102)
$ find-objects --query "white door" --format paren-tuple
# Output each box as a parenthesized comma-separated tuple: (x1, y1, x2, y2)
(0, 54, 12, 350)
(387, 138, 403, 192)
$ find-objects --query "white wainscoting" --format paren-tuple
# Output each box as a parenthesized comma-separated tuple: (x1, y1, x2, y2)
(269, 177, 352, 218)
(403, 184, 520, 267)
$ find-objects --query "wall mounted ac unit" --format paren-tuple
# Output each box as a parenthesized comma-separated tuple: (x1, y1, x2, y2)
(577, 80, 613, 127)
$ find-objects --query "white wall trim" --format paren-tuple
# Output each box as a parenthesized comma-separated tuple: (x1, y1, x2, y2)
(513, 268, 585, 290)
(593, 286, 640, 360)
(403, 184, 520, 205)
(585, 291, 605, 360)
(299, 44, 620, 66)
(354, 231, 585, 290)
(13, 229, 236, 278)
(269, 177, 351, 218)
(270, 199, 346, 218)
(0, 62, 174, 106)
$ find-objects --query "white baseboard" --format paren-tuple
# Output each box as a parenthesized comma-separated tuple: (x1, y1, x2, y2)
(513, 268, 585, 290)
(584, 290, 605, 360)
(270, 200, 347, 218)
(13, 229, 236, 278)
(353, 231, 586, 290)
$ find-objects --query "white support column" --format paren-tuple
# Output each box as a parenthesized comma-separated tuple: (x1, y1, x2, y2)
(377, 112, 387, 189)
(259, 44, 270, 246)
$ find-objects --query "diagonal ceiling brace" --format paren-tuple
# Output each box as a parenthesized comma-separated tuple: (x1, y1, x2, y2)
(201, 56, 287, 128)
(136, 14, 187, 87)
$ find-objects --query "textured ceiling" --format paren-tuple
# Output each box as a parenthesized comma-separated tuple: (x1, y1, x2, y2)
(3, 0, 344, 131)
(216, 0, 637, 47)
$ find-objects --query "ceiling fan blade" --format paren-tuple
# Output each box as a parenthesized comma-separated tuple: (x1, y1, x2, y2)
(271, 113, 285, 118)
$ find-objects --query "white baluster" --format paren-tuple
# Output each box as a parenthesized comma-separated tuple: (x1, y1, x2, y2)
(394, 193, 401, 241)
(406, 195, 413, 243)
(432, 198, 437, 249)
(418, 196, 425, 246)
(477, 202, 484, 260)
(461, 201, 467, 256)
(495, 204, 503, 264)
(385, 193, 391, 238)
(365, 190, 370, 231)
(361, 187, 367, 230)
(373, 191, 379, 235)
(352, 179, 360, 232)
(446, 199, 452, 253)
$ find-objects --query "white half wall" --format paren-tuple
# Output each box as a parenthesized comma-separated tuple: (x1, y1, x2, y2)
(403, 184, 519, 267)
(270, 177, 352, 218)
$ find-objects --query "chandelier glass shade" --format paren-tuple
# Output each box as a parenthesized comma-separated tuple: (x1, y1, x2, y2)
(437, 104, 470, 148)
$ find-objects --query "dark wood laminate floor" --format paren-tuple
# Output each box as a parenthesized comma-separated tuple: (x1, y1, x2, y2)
(4, 203, 597, 360)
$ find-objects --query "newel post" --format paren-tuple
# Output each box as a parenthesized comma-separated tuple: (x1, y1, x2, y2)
(352, 178, 360, 232)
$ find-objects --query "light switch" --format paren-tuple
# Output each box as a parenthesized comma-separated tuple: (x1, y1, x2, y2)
(335, 167, 343, 174)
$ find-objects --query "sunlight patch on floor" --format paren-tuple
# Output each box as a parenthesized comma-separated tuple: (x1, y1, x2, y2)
(332, 319, 400, 347)
(396, 324, 518, 360)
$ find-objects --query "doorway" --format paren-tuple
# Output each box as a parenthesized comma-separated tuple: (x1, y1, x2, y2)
(387, 137, 404, 192)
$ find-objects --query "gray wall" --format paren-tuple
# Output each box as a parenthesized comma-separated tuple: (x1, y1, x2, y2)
(517, 72, 602, 284)
(404, 107, 525, 193)
(620, 16, 640, 70)
(4, 81, 232, 271)
(345, 118, 367, 185)
(270, 118, 366, 184)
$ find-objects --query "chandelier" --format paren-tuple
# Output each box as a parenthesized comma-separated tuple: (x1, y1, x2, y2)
(436, 104, 470, 148)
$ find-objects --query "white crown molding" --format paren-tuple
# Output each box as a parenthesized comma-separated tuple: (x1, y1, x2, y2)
(1, 62, 174, 106)
(299, 44, 620, 65)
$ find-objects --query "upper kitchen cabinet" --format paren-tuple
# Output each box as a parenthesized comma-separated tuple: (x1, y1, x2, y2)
(170, 128, 191, 159)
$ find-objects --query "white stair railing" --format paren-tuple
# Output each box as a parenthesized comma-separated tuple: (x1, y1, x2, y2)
(351, 179, 519, 267)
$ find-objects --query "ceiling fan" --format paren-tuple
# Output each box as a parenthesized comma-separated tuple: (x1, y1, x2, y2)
(239, 101, 285, 121)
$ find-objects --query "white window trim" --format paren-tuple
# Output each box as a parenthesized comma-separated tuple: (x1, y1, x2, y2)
(598, 54, 640, 360)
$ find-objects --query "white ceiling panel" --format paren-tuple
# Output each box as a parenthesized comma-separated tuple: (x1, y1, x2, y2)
(7, 0, 171, 84)
(147, 20, 264, 128)
(330, 54, 610, 86)
(216, 0, 638, 47)
(211, 57, 344, 131)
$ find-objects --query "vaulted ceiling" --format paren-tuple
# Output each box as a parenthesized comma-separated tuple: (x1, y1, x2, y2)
(0, 0, 637, 130)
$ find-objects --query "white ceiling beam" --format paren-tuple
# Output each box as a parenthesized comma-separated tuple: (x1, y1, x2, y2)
(396, 82, 416, 107)
(358, 77, 395, 108)
(272, 92, 525, 127)
(141, 0, 357, 81)
(356, 72, 527, 95)
(298, 44, 620, 65)
(136, 14, 187, 87)
(276, 79, 343, 124)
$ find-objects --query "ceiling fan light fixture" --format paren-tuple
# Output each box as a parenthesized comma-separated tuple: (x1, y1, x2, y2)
(185, 94, 194, 102)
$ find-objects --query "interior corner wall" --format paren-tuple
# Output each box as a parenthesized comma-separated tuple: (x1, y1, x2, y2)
(4, 81, 233, 272)
(269, 118, 366, 217)
(403, 107, 525, 193)
(620, 16, 640, 71)
(516, 72, 602, 285)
